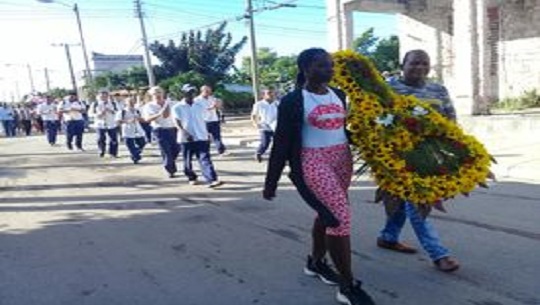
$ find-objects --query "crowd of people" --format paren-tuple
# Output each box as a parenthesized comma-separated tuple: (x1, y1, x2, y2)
(0, 84, 281, 188)
(1, 47, 462, 305)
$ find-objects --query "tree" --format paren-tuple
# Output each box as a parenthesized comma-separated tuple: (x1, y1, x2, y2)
(352, 28, 400, 72)
(90, 66, 148, 92)
(352, 28, 379, 55)
(150, 22, 247, 86)
(47, 88, 72, 99)
(240, 47, 297, 87)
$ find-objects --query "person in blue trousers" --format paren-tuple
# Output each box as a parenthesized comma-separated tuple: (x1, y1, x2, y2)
(144, 86, 179, 178)
(37, 95, 60, 145)
(58, 93, 86, 151)
(91, 89, 119, 158)
(251, 88, 278, 163)
(117, 97, 146, 164)
(0, 103, 16, 137)
(376, 50, 459, 272)
(172, 84, 223, 188)
(197, 85, 227, 156)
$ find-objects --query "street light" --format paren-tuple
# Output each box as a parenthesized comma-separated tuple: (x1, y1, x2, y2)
(36, 0, 93, 85)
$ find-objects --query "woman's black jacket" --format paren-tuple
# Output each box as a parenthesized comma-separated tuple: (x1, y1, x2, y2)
(264, 87, 348, 228)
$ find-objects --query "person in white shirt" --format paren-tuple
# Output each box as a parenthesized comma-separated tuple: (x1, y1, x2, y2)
(116, 97, 146, 164)
(91, 89, 119, 158)
(58, 93, 85, 151)
(172, 84, 222, 188)
(198, 85, 227, 156)
(137, 98, 153, 144)
(17, 104, 32, 136)
(144, 86, 180, 178)
(251, 88, 278, 162)
(37, 95, 60, 145)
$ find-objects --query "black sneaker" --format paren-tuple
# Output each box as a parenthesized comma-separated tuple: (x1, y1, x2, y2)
(337, 280, 375, 305)
(303, 256, 340, 286)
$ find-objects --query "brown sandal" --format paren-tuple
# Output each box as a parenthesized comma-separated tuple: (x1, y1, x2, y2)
(377, 238, 418, 254)
(434, 257, 460, 272)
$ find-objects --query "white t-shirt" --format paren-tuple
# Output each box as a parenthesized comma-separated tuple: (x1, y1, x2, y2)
(302, 89, 348, 148)
(197, 96, 220, 122)
(143, 101, 176, 129)
(37, 102, 59, 121)
(172, 99, 209, 143)
(59, 100, 84, 121)
(252, 100, 278, 131)
(92, 100, 118, 129)
(116, 107, 145, 138)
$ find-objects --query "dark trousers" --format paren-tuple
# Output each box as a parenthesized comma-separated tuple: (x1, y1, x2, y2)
(2, 120, 15, 137)
(257, 130, 274, 155)
(66, 120, 85, 150)
(206, 121, 226, 154)
(36, 117, 44, 133)
(154, 128, 179, 174)
(97, 128, 119, 156)
(44, 120, 59, 145)
(181, 140, 218, 183)
(140, 122, 153, 143)
(125, 137, 146, 162)
(22, 120, 32, 136)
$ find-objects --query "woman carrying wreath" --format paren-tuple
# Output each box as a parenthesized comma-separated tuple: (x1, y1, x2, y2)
(263, 48, 376, 305)
(376, 49, 460, 272)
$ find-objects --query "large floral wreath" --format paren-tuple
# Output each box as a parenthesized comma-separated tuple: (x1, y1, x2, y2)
(331, 50, 494, 207)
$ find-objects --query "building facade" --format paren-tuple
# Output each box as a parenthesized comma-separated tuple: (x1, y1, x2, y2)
(91, 53, 144, 77)
(326, 0, 540, 115)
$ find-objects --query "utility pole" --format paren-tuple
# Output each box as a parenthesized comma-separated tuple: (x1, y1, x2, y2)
(53, 43, 78, 93)
(134, 0, 156, 87)
(27, 64, 35, 93)
(246, 0, 260, 102)
(73, 3, 93, 84)
(44, 68, 51, 92)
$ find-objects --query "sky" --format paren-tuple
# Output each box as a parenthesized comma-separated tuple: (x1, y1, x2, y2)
(0, 0, 396, 100)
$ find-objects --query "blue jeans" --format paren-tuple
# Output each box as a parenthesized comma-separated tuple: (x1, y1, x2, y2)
(66, 120, 85, 149)
(153, 128, 179, 175)
(2, 120, 16, 137)
(140, 122, 153, 143)
(181, 140, 218, 183)
(97, 128, 119, 157)
(125, 137, 146, 162)
(380, 201, 450, 261)
(257, 130, 274, 155)
(44, 120, 59, 144)
(206, 121, 226, 154)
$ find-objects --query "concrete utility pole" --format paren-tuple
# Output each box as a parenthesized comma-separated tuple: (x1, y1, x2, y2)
(27, 64, 36, 92)
(36, 1, 93, 85)
(134, 0, 156, 87)
(73, 3, 93, 84)
(246, 0, 261, 102)
(53, 43, 78, 93)
(44, 68, 51, 92)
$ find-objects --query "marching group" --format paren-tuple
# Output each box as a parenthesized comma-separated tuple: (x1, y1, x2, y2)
(0, 84, 280, 189)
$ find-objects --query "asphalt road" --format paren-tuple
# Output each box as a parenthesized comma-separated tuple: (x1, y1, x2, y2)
(0, 132, 539, 305)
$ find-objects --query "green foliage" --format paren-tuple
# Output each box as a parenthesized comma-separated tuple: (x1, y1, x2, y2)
(46, 87, 72, 99)
(352, 28, 379, 55)
(239, 47, 297, 87)
(158, 71, 208, 100)
(493, 89, 540, 111)
(90, 66, 148, 92)
(150, 22, 247, 86)
(352, 28, 400, 72)
(214, 87, 254, 111)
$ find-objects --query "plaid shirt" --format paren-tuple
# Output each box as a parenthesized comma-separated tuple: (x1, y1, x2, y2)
(388, 78, 457, 120)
